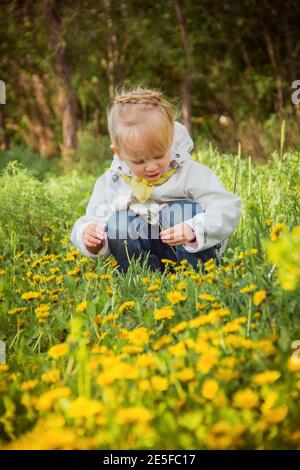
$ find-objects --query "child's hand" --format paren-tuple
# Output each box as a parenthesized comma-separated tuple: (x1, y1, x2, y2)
(160, 223, 196, 245)
(83, 224, 106, 254)
(160, 223, 196, 246)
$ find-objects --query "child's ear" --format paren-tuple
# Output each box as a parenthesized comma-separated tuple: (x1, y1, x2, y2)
(110, 144, 123, 159)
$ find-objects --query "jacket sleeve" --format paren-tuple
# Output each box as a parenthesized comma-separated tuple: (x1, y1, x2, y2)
(182, 162, 242, 253)
(70, 173, 114, 259)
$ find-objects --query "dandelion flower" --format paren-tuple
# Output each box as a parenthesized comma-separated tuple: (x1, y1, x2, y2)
(270, 222, 288, 241)
(202, 379, 219, 400)
(76, 300, 88, 313)
(48, 343, 68, 359)
(154, 306, 175, 320)
(233, 388, 259, 409)
(166, 291, 187, 304)
(253, 290, 266, 306)
(118, 301, 135, 314)
(252, 370, 281, 386)
(21, 291, 43, 300)
(198, 293, 216, 302)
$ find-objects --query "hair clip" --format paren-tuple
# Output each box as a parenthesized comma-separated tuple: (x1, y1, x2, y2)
(169, 160, 179, 168)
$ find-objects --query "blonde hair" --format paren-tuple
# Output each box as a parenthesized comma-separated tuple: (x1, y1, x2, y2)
(107, 85, 180, 161)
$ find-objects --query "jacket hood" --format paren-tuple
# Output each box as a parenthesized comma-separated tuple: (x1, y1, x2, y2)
(110, 121, 194, 176)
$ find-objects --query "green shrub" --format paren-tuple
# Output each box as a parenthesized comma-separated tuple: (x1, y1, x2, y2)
(0, 162, 73, 255)
(0, 146, 61, 180)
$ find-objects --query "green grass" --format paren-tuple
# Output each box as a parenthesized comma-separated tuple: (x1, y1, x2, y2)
(0, 147, 299, 450)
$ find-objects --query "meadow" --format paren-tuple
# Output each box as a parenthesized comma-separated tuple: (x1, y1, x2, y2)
(0, 144, 299, 450)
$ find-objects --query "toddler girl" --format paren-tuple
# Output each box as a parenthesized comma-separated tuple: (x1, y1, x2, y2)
(70, 86, 242, 274)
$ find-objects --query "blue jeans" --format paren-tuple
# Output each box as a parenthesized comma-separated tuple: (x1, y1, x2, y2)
(106, 200, 220, 274)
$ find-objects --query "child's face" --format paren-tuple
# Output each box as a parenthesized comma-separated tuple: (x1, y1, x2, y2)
(111, 140, 173, 180)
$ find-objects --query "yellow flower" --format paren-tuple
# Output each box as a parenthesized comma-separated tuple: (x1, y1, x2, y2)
(116, 407, 154, 424)
(35, 304, 50, 319)
(252, 370, 281, 386)
(98, 274, 112, 280)
(168, 341, 187, 357)
(85, 272, 98, 280)
(76, 300, 88, 313)
(148, 284, 160, 293)
(161, 259, 176, 266)
(264, 406, 288, 424)
(68, 397, 104, 418)
(189, 311, 218, 328)
(136, 353, 159, 370)
(176, 281, 186, 290)
(67, 267, 81, 276)
(233, 388, 259, 409)
(96, 362, 138, 385)
(154, 306, 175, 320)
(21, 380, 38, 391)
(128, 327, 150, 346)
(118, 301, 135, 314)
(216, 368, 238, 381)
(122, 345, 143, 354)
(202, 379, 219, 400)
(260, 391, 278, 414)
(166, 291, 187, 304)
(21, 291, 43, 300)
(170, 321, 188, 334)
(48, 343, 68, 359)
(180, 259, 189, 266)
(0, 270, 6, 276)
(198, 293, 216, 302)
(152, 335, 172, 350)
(222, 322, 241, 334)
(150, 376, 168, 391)
(270, 222, 288, 241)
(240, 284, 257, 294)
(196, 348, 219, 374)
(253, 290, 266, 306)
(204, 421, 246, 450)
(287, 356, 300, 372)
(41, 368, 61, 384)
(49, 294, 59, 302)
(175, 368, 195, 382)
(35, 387, 71, 411)
(8, 307, 26, 315)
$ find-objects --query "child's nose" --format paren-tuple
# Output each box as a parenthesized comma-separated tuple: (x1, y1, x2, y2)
(145, 161, 158, 172)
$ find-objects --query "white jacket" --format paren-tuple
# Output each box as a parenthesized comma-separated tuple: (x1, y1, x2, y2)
(70, 121, 242, 260)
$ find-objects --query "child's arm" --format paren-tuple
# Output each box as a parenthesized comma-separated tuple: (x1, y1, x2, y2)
(70, 173, 113, 259)
(182, 162, 242, 253)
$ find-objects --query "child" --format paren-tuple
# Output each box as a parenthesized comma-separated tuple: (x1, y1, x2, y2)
(70, 86, 242, 274)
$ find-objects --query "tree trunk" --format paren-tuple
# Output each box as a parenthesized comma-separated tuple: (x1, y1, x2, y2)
(103, 0, 124, 99)
(174, 0, 193, 135)
(283, 6, 300, 116)
(31, 74, 56, 155)
(16, 71, 56, 155)
(259, 12, 284, 118)
(0, 106, 9, 150)
(44, 0, 78, 156)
